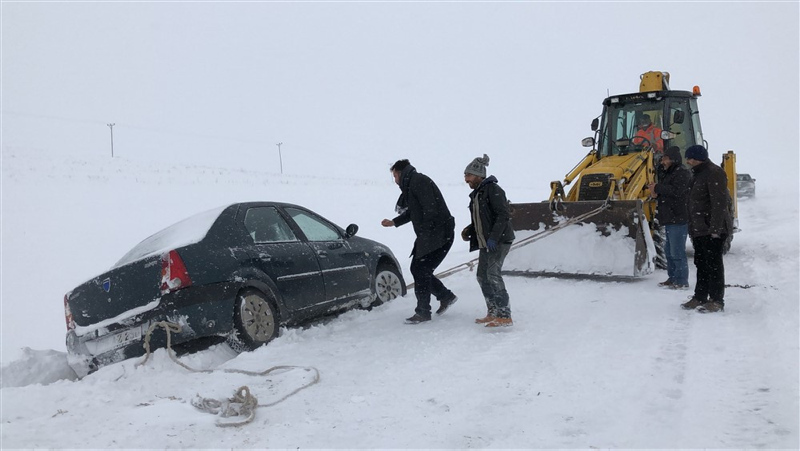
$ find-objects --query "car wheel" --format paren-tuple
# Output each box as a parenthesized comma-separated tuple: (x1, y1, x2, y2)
(228, 288, 279, 352)
(372, 263, 403, 307)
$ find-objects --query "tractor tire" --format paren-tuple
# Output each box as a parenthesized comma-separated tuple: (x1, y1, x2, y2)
(652, 227, 668, 270)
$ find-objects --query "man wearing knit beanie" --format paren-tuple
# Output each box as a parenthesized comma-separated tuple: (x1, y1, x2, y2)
(681, 145, 733, 313)
(461, 154, 516, 327)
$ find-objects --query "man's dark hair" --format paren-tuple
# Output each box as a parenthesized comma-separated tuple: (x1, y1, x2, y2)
(390, 159, 411, 172)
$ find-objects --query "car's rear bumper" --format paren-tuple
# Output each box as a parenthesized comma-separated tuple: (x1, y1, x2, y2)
(66, 281, 241, 377)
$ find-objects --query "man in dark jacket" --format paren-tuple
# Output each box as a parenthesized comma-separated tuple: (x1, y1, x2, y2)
(681, 145, 733, 313)
(460, 155, 515, 327)
(381, 159, 457, 324)
(648, 146, 691, 289)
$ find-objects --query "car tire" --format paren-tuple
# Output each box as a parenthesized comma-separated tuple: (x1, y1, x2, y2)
(227, 288, 279, 353)
(372, 263, 403, 307)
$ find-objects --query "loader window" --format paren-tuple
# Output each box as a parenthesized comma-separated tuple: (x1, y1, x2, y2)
(664, 98, 702, 165)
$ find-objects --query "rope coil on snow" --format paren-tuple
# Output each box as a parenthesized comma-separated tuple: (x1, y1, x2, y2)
(135, 321, 321, 427)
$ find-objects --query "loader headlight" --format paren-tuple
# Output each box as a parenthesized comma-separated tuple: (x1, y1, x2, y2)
(661, 130, 676, 140)
(581, 137, 595, 148)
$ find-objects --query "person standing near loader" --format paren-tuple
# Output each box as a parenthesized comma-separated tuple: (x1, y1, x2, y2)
(648, 146, 691, 289)
(680, 145, 733, 313)
(381, 159, 458, 324)
(460, 154, 515, 327)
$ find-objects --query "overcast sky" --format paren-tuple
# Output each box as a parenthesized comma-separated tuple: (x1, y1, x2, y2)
(3, 2, 798, 190)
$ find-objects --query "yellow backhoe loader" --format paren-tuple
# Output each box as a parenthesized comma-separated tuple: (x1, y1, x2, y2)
(507, 71, 739, 278)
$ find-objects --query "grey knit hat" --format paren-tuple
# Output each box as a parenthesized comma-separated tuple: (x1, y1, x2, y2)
(464, 154, 490, 178)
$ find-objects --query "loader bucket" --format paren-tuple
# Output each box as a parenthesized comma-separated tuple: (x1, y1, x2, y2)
(505, 200, 655, 278)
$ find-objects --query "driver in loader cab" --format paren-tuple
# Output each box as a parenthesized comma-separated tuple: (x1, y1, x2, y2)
(634, 113, 664, 153)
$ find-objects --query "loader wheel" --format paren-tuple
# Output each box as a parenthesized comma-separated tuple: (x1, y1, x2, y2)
(652, 228, 667, 270)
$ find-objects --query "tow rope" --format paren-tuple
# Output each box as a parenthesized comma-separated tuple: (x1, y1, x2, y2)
(135, 321, 321, 427)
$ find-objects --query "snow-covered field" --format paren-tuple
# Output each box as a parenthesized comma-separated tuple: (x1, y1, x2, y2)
(1, 147, 797, 449)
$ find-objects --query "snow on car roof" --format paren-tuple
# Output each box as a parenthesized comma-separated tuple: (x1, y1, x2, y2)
(113, 205, 230, 268)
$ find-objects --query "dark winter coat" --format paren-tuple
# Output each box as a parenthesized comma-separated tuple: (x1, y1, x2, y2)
(654, 156, 690, 226)
(465, 176, 515, 252)
(688, 161, 733, 238)
(392, 165, 455, 258)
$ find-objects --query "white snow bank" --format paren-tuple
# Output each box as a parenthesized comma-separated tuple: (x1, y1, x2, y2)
(1, 348, 78, 388)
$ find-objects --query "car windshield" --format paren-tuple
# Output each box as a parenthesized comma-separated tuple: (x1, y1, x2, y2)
(113, 205, 228, 268)
(737, 174, 751, 181)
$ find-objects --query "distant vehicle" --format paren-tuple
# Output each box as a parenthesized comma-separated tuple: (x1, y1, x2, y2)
(64, 202, 406, 377)
(737, 173, 756, 198)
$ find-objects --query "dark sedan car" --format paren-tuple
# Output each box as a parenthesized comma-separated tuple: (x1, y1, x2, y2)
(736, 173, 756, 198)
(65, 202, 406, 376)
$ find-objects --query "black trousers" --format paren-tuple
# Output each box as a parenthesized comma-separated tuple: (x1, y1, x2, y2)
(410, 237, 454, 318)
(691, 234, 726, 303)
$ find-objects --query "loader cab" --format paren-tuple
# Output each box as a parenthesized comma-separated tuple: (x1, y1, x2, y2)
(596, 91, 703, 164)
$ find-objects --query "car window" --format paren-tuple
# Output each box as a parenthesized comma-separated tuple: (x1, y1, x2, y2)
(284, 207, 341, 242)
(244, 207, 298, 243)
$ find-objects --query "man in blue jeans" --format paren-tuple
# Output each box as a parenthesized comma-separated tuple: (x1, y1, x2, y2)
(648, 146, 691, 289)
(460, 154, 515, 327)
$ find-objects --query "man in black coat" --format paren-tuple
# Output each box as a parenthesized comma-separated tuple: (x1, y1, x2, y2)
(460, 154, 515, 327)
(648, 146, 691, 289)
(381, 159, 457, 324)
(681, 145, 733, 313)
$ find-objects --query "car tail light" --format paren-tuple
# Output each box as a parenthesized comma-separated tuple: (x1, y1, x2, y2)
(64, 294, 75, 331)
(160, 250, 193, 295)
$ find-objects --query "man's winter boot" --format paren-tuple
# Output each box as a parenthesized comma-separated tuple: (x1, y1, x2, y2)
(658, 279, 674, 287)
(485, 317, 513, 327)
(405, 314, 431, 324)
(436, 295, 458, 315)
(681, 297, 705, 310)
(475, 315, 495, 324)
(697, 301, 724, 313)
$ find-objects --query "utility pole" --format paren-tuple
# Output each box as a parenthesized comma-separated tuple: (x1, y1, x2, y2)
(276, 142, 283, 174)
(107, 123, 115, 157)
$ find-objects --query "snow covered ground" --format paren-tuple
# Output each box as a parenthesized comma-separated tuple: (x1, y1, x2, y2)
(1, 147, 798, 449)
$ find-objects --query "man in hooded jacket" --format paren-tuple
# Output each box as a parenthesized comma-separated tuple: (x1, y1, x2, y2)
(382, 159, 458, 324)
(460, 154, 515, 327)
(648, 146, 691, 289)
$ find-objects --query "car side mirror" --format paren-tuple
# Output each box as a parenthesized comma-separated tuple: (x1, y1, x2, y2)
(752, 178, 756, 182)
(673, 110, 685, 124)
(591, 118, 599, 131)
(344, 223, 359, 238)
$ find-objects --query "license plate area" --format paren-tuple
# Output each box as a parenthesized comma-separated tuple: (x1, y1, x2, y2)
(86, 326, 143, 356)
(111, 327, 142, 346)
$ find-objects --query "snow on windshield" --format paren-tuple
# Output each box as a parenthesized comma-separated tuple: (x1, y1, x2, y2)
(113, 205, 229, 268)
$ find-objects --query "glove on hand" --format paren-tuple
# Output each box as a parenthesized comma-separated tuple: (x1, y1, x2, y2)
(486, 239, 498, 252)
(461, 226, 471, 242)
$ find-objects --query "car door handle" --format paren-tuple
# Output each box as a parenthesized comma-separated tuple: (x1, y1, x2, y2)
(258, 253, 272, 262)
(327, 242, 343, 250)
(317, 250, 328, 258)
